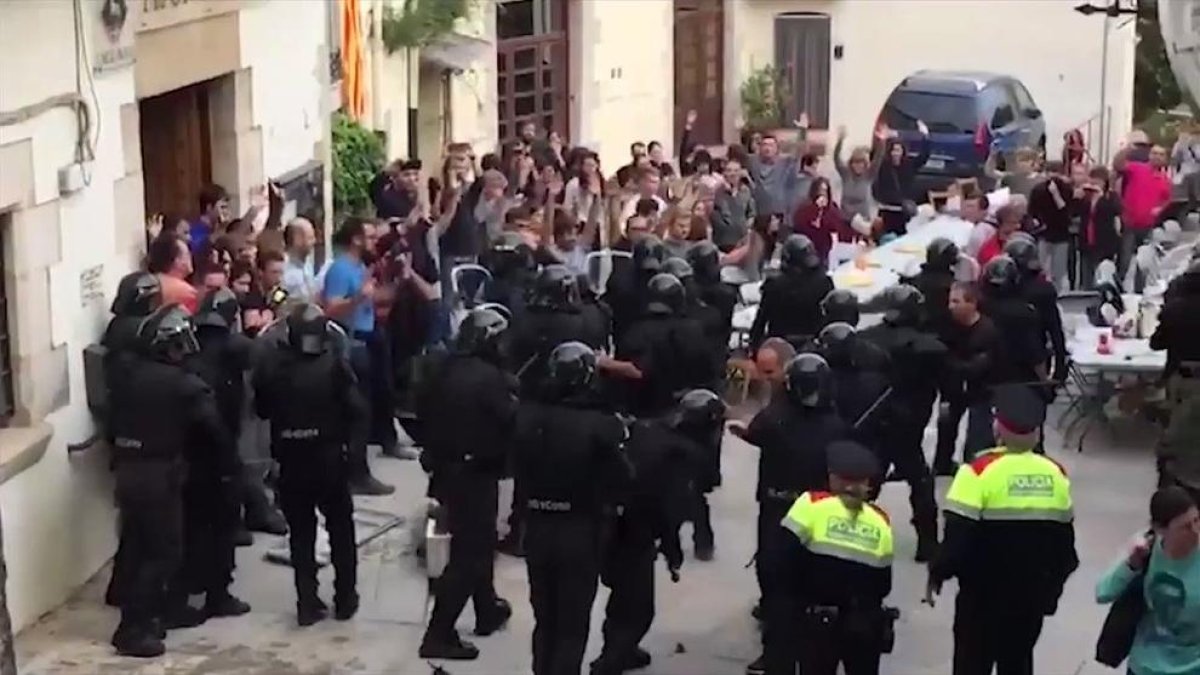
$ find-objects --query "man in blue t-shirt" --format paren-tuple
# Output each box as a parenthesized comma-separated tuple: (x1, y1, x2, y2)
(189, 184, 232, 252)
(322, 218, 395, 496)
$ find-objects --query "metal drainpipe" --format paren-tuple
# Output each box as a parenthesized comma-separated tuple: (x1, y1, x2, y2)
(408, 45, 420, 160)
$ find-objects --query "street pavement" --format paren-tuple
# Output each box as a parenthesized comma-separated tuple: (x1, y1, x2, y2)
(16, 404, 1161, 675)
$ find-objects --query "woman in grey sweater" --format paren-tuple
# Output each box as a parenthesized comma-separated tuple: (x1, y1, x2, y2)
(833, 125, 884, 223)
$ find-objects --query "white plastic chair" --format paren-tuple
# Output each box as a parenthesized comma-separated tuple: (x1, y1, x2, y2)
(450, 264, 492, 310)
(585, 250, 632, 297)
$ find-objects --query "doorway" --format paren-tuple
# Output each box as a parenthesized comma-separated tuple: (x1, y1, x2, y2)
(139, 80, 214, 221)
(495, 0, 570, 142)
(674, 0, 724, 145)
(775, 13, 831, 129)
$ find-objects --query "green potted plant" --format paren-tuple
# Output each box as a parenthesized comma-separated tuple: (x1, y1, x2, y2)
(331, 111, 386, 219)
(739, 64, 786, 132)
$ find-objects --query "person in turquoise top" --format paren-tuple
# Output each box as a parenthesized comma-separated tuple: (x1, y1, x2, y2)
(1096, 486, 1200, 675)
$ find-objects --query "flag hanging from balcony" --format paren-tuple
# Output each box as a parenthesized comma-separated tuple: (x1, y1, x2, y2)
(341, 0, 367, 120)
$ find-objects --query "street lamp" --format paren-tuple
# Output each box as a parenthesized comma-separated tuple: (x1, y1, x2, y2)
(1074, 1, 1141, 161)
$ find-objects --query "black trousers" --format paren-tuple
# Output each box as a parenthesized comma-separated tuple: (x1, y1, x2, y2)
(883, 416, 938, 537)
(598, 527, 656, 665)
(797, 611, 882, 675)
(348, 330, 397, 476)
(174, 476, 238, 602)
(114, 462, 184, 635)
(278, 465, 358, 606)
(525, 515, 603, 675)
(426, 471, 500, 639)
(691, 492, 714, 550)
(757, 501, 794, 670)
(952, 592, 1045, 675)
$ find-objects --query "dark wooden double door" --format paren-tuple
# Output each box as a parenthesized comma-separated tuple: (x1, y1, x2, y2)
(674, 0, 724, 146)
(140, 81, 213, 221)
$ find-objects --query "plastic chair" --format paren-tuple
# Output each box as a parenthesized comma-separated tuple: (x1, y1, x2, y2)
(585, 250, 631, 297)
(450, 264, 492, 311)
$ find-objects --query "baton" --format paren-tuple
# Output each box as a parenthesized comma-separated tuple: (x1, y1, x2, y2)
(852, 387, 893, 430)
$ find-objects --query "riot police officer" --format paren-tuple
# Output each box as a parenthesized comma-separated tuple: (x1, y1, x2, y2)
(482, 231, 538, 321)
(1005, 237, 1068, 391)
(253, 304, 366, 627)
(592, 389, 723, 674)
(512, 264, 606, 398)
(512, 342, 631, 675)
(687, 240, 740, 366)
(607, 235, 667, 344)
(820, 289, 861, 328)
(910, 237, 961, 340)
(179, 289, 255, 619)
(749, 234, 835, 350)
(730, 353, 850, 675)
(609, 273, 711, 416)
(418, 307, 518, 660)
(767, 440, 896, 675)
(859, 284, 946, 561)
(108, 304, 233, 657)
(980, 256, 1050, 393)
(103, 271, 162, 608)
(815, 322, 893, 460)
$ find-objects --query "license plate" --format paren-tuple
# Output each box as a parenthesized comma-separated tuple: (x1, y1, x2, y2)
(924, 158, 946, 170)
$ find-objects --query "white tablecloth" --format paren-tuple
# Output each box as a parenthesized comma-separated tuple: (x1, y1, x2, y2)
(733, 215, 976, 332)
(1068, 324, 1166, 374)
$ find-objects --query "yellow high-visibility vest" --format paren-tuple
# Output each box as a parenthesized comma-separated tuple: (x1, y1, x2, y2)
(781, 491, 894, 569)
(944, 447, 1073, 523)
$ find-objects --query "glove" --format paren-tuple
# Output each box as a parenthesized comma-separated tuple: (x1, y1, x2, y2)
(669, 566, 681, 583)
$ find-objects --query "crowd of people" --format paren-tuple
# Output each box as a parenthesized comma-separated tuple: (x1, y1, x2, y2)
(94, 109, 1200, 675)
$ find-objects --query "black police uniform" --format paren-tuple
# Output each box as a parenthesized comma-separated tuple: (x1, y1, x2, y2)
(482, 231, 537, 322)
(419, 308, 518, 660)
(820, 289, 862, 329)
(980, 256, 1050, 397)
(1006, 238, 1069, 388)
(859, 285, 946, 561)
(1150, 262, 1200, 499)
(741, 354, 850, 675)
(909, 238, 960, 340)
(613, 274, 712, 417)
(749, 234, 835, 350)
(672, 252, 739, 391)
(253, 304, 367, 625)
(764, 441, 895, 675)
(512, 342, 631, 675)
(593, 393, 716, 675)
(606, 236, 667, 344)
(511, 265, 606, 398)
(578, 272, 615, 351)
(102, 272, 162, 609)
(179, 289, 254, 617)
(813, 323, 894, 464)
(108, 305, 233, 658)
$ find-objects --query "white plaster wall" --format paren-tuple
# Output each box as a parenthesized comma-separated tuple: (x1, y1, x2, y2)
(729, 0, 1137, 158)
(239, 0, 327, 177)
(448, 1, 499, 158)
(0, 2, 139, 631)
(572, 0, 675, 172)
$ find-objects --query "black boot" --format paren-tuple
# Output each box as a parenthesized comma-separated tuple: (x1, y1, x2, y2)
(297, 597, 328, 627)
(497, 533, 524, 558)
(474, 597, 512, 636)
(245, 509, 289, 536)
(334, 593, 359, 621)
(112, 623, 165, 658)
(162, 604, 207, 630)
(349, 474, 395, 496)
(418, 632, 480, 660)
(204, 592, 252, 618)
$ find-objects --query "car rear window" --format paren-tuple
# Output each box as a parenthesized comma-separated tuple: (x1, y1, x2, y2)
(882, 91, 978, 134)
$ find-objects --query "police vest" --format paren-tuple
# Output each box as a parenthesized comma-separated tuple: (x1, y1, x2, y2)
(781, 491, 894, 569)
(944, 447, 1073, 523)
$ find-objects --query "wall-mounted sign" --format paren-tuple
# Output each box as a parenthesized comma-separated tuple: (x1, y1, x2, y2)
(94, 0, 138, 73)
(79, 265, 105, 308)
(137, 0, 242, 34)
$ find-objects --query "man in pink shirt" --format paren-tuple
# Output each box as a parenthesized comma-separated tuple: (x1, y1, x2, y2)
(147, 233, 198, 314)
(1116, 144, 1172, 277)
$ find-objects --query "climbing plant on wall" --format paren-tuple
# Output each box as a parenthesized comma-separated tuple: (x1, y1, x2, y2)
(332, 111, 386, 218)
(380, 0, 475, 53)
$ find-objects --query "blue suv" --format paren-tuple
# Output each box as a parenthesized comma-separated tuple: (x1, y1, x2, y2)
(876, 70, 1046, 196)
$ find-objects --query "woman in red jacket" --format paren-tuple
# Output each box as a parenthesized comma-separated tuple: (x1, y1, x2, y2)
(792, 178, 853, 266)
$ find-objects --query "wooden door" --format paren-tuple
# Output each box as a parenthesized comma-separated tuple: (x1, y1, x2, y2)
(775, 13, 831, 130)
(674, 0, 724, 146)
(139, 82, 212, 220)
(496, 0, 569, 142)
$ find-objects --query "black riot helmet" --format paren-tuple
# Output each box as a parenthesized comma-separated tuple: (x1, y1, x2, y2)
(815, 322, 857, 369)
(686, 240, 721, 284)
(546, 341, 598, 398)
(1003, 236, 1041, 275)
(661, 257, 694, 282)
(286, 303, 330, 356)
(672, 389, 727, 432)
(137, 304, 199, 363)
(780, 234, 822, 274)
(632, 235, 667, 275)
(981, 255, 1021, 296)
(531, 264, 581, 311)
(925, 238, 961, 272)
(111, 271, 162, 318)
(881, 283, 925, 327)
(455, 306, 510, 361)
(785, 353, 833, 409)
(194, 287, 240, 331)
(820, 289, 861, 327)
(486, 231, 536, 278)
(645, 273, 686, 316)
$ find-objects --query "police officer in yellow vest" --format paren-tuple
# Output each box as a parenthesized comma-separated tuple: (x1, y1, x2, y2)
(764, 440, 896, 675)
(927, 384, 1079, 675)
